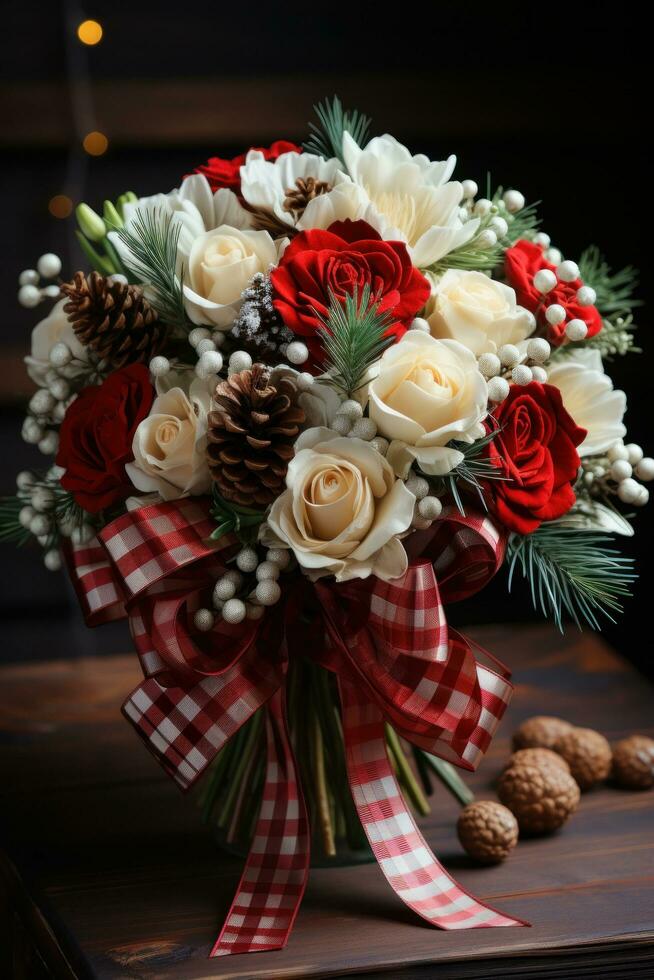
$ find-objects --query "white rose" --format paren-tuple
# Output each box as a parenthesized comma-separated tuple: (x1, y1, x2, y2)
(25, 299, 87, 386)
(183, 225, 278, 329)
(427, 269, 534, 356)
(366, 331, 488, 477)
(125, 378, 212, 500)
(264, 427, 415, 583)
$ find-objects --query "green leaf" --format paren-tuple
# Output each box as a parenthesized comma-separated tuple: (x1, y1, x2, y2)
(506, 520, 636, 632)
(317, 285, 394, 397)
(210, 488, 265, 545)
(303, 95, 372, 163)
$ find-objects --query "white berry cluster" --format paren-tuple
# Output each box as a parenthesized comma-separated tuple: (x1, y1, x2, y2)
(582, 442, 653, 507)
(477, 336, 550, 404)
(15, 469, 96, 570)
(17, 254, 62, 309)
(193, 545, 292, 630)
(21, 377, 78, 455)
(404, 473, 443, 530)
(459, 184, 526, 251)
(331, 398, 389, 453)
(531, 255, 596, 343)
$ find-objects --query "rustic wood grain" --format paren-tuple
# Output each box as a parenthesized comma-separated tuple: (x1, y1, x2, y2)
(1, 624, 653, 979)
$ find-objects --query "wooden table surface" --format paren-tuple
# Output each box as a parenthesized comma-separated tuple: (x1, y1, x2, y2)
(1, 624, 653, 979)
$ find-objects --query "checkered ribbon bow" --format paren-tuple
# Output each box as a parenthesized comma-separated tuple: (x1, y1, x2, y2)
(66, 497, 524, 956)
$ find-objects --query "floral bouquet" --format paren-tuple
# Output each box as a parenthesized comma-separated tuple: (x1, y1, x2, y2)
(5, 97, 650, 956)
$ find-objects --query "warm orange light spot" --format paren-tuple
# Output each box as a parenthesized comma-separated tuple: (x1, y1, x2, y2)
(48, 194, 73, 219)
(77, 19, 103, 45)
(83, 131, 109, 156)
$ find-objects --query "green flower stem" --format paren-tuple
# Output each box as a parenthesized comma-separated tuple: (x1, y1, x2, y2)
(385, 725, 430, 817)
(312, 711, 336, 856)
(216, 717, 261, 829)
(420, 752, 475, 807)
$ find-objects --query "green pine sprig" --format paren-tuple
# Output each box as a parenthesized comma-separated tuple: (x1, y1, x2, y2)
(428, 183, 540, 277)
(303, 95, 372, 163)
(0, 495, 31, 546)
(117, 207, 187, 329)
(317, 285, 394, 397)
(209, 487, 265, 545)
(506, 521, 636, 632)
(422, 428, 507, 516)
(578, 245, 641, 318)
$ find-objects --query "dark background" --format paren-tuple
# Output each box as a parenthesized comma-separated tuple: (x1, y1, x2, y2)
(1, 0, 651, 674)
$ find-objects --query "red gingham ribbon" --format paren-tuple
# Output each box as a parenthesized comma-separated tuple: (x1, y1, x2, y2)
(67, 497, 525, 955)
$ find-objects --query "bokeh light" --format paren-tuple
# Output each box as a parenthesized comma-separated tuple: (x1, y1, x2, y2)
(82, 131, 109, 156)
(77, 20, 103, 45)
(48, 195, 73, 219)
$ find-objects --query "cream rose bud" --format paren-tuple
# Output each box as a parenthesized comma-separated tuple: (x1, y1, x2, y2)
(183, 225, 278, 329)
(264, 427, 416, 583)
(125, 379, 212, 500)
(25, 299, 87, 385)
(427, 269, 534, 356)
(367, 331, 488, 478)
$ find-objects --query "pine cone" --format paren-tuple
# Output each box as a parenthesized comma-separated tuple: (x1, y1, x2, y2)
(60, 271, 163, 368)
(207, 365, 305, 508)
(229, 273, 294, 365)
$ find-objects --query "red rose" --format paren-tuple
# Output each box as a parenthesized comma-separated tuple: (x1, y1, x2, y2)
(190, 141, 301, 194)
(56, 364, 154, 513)
(270, 219, 431, 367)
(505, 239, 602, 346)
(486, 382, 586, 535)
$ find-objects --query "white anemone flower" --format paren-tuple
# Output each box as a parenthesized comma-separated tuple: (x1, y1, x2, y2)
(547, 348, 626, 456)
(331, 132, 479, 267)
(240, 149, 350, 231)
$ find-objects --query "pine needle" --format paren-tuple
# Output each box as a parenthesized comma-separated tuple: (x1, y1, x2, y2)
(117, 207, 187, 328)
(317, 286, 394, 397)
(303, 95, 372, 162)
(578, 245, 641, 317)
(506, 521, 636, 632)
(422, 428, 507, 516)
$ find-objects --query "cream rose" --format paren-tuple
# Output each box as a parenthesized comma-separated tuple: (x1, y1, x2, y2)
(183, 225, 278, 329)
(264, 427, 415, 582)
(367, 331, 488, 477)
(427, 269, 534, 355)
(25, 299, 87, 386)
(125, 377, 212, 500)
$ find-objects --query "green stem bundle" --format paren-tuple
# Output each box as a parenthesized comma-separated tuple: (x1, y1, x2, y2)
(198, 655, 475, 860)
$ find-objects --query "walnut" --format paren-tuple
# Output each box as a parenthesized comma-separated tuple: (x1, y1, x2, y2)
(506, 747, 571, 774)
(497, 763, 580, 835)
(512, 716, 574, 751)
(553, 727, 612, 791)
(612, 735, 654, 790)
(456, 800, 518, 864)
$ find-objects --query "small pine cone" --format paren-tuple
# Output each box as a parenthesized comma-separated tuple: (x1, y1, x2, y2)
(457, 801, 518, 864)
(512, 716, 574, 751)
(553, 727, 612, 791)
(497, 763, 580, 835)
(61, 271, 163, 368)
(506, 747, 571, 774)
(207, 364, 305, 508)
(611, 735, 654, 790)
(229, 273, 293, 366)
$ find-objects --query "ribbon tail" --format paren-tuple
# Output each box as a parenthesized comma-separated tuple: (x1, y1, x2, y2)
(339, 678, 526, 930)
(211, 687, 310, 956)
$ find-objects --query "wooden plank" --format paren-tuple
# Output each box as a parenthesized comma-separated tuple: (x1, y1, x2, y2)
(0, 74, 635, 148)
(1, 625, 653, 979)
